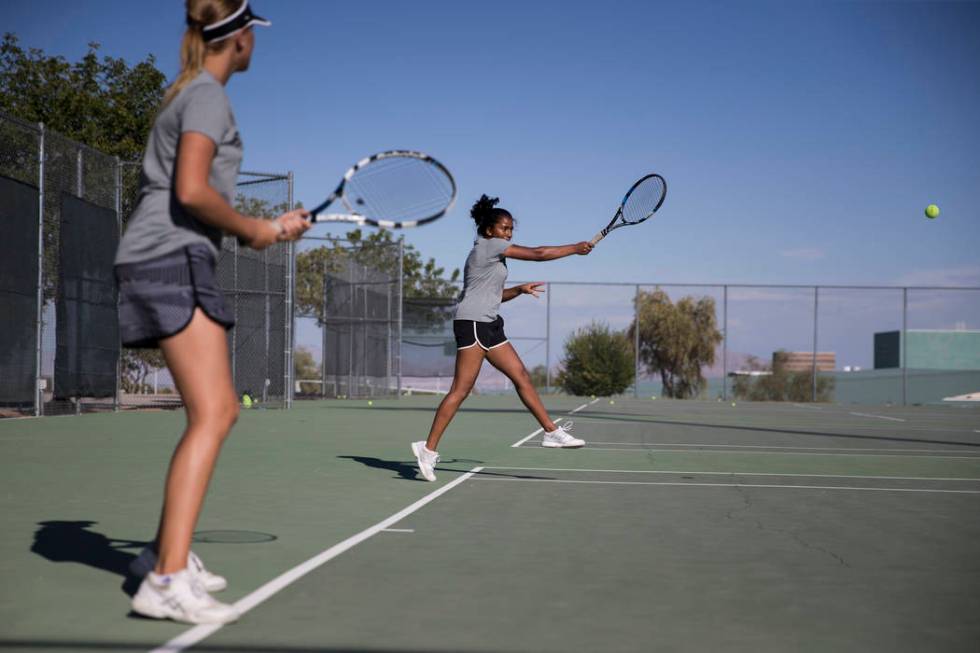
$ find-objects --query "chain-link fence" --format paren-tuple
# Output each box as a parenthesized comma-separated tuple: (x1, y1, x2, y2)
(0, 110, 293, 416)
(401, 281, 980, 406)
(293, 236, 402, 399)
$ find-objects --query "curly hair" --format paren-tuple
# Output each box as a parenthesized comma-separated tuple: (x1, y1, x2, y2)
(470, 194, 513, 237)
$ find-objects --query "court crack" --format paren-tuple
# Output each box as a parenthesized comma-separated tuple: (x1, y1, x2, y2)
(727, 486, 850, 568)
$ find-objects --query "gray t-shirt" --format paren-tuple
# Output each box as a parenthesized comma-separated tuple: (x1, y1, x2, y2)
(115, 70, 243, 264)
(455, 237, 510, 321)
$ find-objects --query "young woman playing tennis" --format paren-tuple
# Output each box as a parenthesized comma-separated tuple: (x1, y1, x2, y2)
(411, 195, 592, 481)
(114, 0, 309, 624)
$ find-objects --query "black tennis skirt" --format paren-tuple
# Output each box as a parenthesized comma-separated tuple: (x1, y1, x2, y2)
(453, 315, 509, 351)
(115, 244, 234, 348)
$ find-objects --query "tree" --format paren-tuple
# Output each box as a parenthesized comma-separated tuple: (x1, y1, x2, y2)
(295, 228, 460, 328)
(528, 364, 548, 389)
(293, 347, 322, 396)
(120, 348, 165, 394)
(557, 323, 634, 397)
(731, 350, 835, 402)
(627, 289, 723, 399)
(1, 34, 165, 159)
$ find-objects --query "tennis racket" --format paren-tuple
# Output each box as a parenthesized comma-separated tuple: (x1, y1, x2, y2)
(309, 150, 456, 229)
(590, 174, 667, 246)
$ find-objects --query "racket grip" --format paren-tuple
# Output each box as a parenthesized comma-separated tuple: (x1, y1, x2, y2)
(589, 231, 605, 246)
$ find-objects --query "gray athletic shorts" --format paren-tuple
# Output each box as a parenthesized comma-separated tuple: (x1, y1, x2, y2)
(115, 244, 234, 348)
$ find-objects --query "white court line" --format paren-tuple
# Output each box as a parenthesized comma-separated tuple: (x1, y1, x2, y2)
(150, 467, 483, 653)
(572, 441, 980, 454)
(849, 412, 906, 422)
(575, 446, 980, 459)
(483, 466, 980, 482)
(510, 397, 600, 448)
(382, 528, 415, 533)
(471, 477, 980, 494)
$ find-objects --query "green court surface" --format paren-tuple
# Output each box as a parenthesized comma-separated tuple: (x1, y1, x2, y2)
(2, 396, 979, 652)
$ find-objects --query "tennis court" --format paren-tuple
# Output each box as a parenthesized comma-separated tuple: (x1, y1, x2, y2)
(2, 394, 978, 652)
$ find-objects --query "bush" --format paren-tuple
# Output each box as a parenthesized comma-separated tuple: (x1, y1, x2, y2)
(557, 323, 634, 396)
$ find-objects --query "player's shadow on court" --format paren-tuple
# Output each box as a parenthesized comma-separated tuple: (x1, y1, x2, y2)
(338, 455, 425, 480)
(30, 520, 148, 596)
(338, 455, 550, 482)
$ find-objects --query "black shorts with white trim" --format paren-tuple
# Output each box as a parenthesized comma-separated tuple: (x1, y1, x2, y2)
(453, 315, 508, 351)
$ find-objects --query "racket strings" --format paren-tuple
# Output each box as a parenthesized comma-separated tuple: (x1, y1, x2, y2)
(346, 158, 454, 222)
(621, 176, 665, 224)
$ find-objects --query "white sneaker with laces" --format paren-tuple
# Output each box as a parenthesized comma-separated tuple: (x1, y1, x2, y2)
(130, 568, 238, 624)
(411, 441, 439, 482)
(129, 547, 227, 592)
(541, 421, 585, 448)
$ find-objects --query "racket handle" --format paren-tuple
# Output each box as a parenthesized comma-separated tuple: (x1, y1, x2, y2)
(589, 231, 606, 246)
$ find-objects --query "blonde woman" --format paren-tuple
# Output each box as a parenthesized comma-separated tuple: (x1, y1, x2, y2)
(115, 1, 309, 624)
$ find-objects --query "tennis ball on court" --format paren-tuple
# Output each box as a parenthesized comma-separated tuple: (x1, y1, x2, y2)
(609, 399, 615, 405)
(367, 400, 373, 406)
(731, 402, 737, 407)
(925, 204, 940, 219)
(590, 394, 596, 400)
(650, 396, 657, 400)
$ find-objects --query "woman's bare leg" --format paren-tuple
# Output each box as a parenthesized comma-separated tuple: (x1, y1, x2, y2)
(485, 343, 557, 432)
(424, 346, 486, 451)
(154, 308, 239, 574)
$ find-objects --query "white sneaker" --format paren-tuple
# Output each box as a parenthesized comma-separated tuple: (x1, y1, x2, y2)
(411, 441, 439, 482)
(541, 422, 585, 448)
(131, 569, 238, 624)
(129, 547, 227, 592)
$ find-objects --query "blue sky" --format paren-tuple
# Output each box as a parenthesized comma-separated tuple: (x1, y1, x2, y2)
(3, 0, 978, 291)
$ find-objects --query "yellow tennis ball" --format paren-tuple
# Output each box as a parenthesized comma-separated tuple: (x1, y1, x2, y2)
(925, 204, 940, 219)
(609, 399, 615, 405)
(590, 394, 596, 399)
(650, 396, 657, 400)
(731, 402, 736, 407)
(367, 400, 373, 406)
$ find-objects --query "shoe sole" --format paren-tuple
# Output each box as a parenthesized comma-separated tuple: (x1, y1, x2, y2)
(131, 597, 238, 625)
(410, 442, 437, 481)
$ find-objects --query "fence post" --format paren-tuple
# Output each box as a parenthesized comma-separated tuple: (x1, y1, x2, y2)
(397, 237, 404, 399)
(321, 259, 328, 397)
(902, 287, 908, 406)
(722, 285, 728, 401)
(114, 157, 122, 412)
(634, 285, 640, 398)
(285, 171, 295, 409)
(811, 286, 819, 402)
(231, 238, 238, 390)
(545, 283, 551, 394)
(34, 123, 46, 417)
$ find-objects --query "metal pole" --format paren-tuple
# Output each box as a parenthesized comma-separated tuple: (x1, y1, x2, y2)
(264, 240, 270, 403)
(114, 157, 122, 412)
(397, 237, 404, 399)
(35, 123, 45, 417)
(545, 283, 551, 394)
(811, 286, 819, 402)
(902, 287, 908, 406)
(386, 272, 392, 395)
(321, 259, 328, 397)
(722, 285, 728, 401)
(634, 284, 640, 398)
(76, 148, 83, 198)
(347, 260, 354, 398)
(231, 238, 238, 392)
(285, 171, 295, 409)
